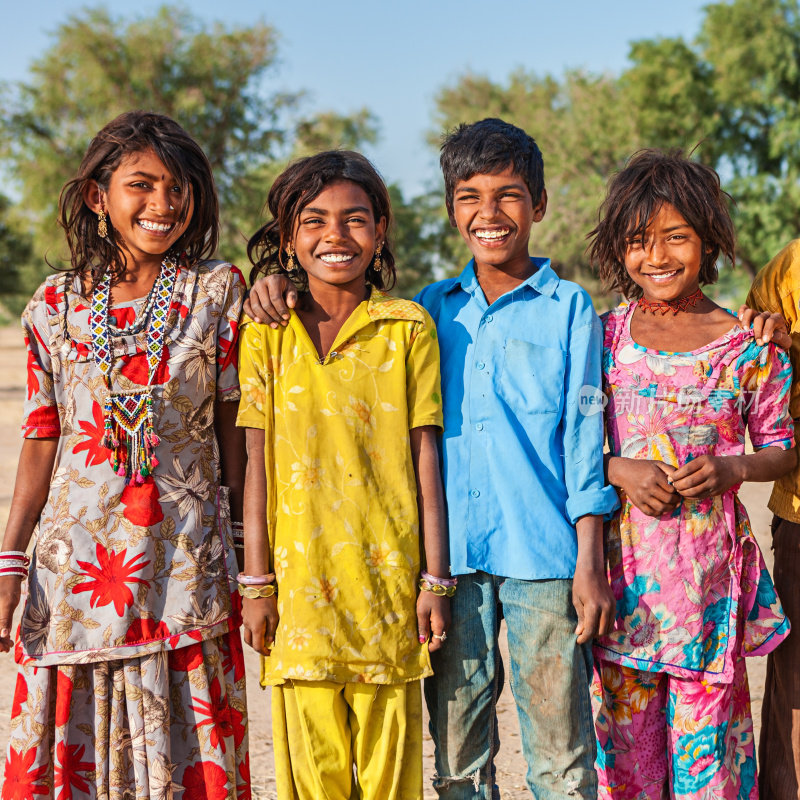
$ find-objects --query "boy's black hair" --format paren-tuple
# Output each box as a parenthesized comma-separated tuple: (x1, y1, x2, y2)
(59, 110, 219, 295)
(588, 149, 736, 299)
(247, 150, 396, 291)
(439, 118, 545, 214)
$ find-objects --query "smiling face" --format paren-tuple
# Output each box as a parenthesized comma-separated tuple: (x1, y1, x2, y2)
(85, 149, 194, 270)
(292, 180, 386, 295)
(624, 202, 705, 302)
(450, 165, 546, 279)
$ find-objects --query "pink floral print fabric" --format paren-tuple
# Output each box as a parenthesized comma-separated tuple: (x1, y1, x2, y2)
(594, 302, 792, 682)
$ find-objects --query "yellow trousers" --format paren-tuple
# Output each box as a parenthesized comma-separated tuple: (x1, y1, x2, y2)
(272, 679, 423, 800)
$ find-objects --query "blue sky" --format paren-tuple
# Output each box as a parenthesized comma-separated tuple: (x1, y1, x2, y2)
(3, 1, 707, 194)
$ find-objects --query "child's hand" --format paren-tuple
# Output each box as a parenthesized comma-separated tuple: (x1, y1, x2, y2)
(670, 454, 742, 499)
(737, 306, 791, 349)
(609, 457, 680, 516)
(416, 592, 451, 653)
(0, 575, 22, 653)
(242, 595, 279, 656)
(244, 274, 298, 328)
(572, 566, 615, 644)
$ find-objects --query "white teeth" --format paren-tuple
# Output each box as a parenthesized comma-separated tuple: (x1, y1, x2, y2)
(474, 229, 510, 240)
(320, 253, 354, 263)
(138, 220, 172, 232)
(648, 271, 679, 281)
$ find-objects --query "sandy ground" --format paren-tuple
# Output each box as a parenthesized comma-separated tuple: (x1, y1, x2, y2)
(0, 324, 775, 798)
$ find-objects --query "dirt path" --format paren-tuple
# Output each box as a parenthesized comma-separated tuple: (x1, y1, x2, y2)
(0, 324, 774, 798)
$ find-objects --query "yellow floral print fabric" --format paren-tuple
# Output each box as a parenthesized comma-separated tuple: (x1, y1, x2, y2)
(237, 289, 443, 685)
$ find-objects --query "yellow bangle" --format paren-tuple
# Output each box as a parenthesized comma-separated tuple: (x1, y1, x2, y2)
(418, 578, 456, 597)
(237, 584, 277, 599)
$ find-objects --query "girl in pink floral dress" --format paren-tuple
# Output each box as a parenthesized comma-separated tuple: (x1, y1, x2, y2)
(588, 150, 795, 799)
(0, 112, 249, 799)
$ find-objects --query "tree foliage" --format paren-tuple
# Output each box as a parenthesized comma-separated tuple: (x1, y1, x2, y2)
(5, 0, 800, 309)
(623, 0, 800, 275)
(0, 5, 385, 295)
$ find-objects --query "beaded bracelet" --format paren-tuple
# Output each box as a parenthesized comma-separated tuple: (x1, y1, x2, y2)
(237, 584, 277, 599)
(236, 572, 276, 586)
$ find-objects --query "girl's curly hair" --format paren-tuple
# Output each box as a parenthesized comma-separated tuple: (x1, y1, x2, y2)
(588, 149, 735, 299)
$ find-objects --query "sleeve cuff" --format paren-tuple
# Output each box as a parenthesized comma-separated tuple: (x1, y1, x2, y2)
(236, 413, 266, 430)
(216, 384, 242, 402)
(566, 484, 620, 525)
(750, 437, 793, 450)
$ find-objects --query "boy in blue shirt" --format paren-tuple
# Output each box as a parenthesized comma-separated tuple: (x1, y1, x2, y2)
(416, 119, 617, 799)
(244, 120, 618, 799)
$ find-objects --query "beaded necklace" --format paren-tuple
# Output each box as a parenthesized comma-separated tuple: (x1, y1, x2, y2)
(90, 256, 177, 484)
(637, 287, 704, 315)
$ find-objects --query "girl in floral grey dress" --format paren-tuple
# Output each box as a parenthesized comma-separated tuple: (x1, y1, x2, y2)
(0, 111, 250, 799)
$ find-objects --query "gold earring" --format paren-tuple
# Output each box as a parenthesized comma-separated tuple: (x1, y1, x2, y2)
(97, 209, 108, 239)
(285, 245, 298, 273)
(373, 244, 383, 273)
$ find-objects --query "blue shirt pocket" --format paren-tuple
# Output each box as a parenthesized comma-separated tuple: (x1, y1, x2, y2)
(499, 338, 565, 415)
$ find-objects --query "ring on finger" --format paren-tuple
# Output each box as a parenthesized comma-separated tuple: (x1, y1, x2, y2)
(432, 631, 447, 642)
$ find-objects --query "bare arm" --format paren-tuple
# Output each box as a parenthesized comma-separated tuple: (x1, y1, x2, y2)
(0, 438, 58, 651)
(214, 399, 246, 571)
(410, 426, 450, 652)
(241, 428, 278, 655)
(670, 446, 797, 499)
(573, 514, 616, 644)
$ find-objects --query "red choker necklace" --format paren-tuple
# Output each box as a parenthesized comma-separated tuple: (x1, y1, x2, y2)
(637, 288, 704, 315)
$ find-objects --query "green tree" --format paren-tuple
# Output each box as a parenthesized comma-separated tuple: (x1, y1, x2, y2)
(623, 0, 800, 276)
(0, 194, 36, 314)
(0, 5, 381, 284)
(387, 185, 460, 298)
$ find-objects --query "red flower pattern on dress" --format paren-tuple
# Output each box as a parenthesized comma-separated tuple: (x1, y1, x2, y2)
(1, 745, 48, 799)
(24, 338, 40, 401)
(44, 283, 63, 313)
(54, 671, 73, 727)
(220, 632, 246, 683)
(120, 479, 165, 527)
(10, 673, 27, 719)
(72, 402, 113, 467)
(125, 617, 170, 644)
(119, 348, 171, 386)
(72, 544, 150, 615)
(22, 406, 60, 438)
(237, 752, 252, 800)
(53, 741, 94, 800)
(191, 676, 245, 753)
(168, 641, 204, 672)
(181, 761, 229, 800)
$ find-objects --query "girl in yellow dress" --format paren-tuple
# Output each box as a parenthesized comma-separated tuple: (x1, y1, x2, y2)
(236, 150, 451, 800)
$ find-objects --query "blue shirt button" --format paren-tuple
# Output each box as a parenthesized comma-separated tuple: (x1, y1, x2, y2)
(475, 422, 484, 431)
(485, 314, 493, 322)
(470, 489, 480, 498)
(476, 361, 485, 370)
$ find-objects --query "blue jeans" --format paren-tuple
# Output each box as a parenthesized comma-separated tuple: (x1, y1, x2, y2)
(424, 572, 597, 799)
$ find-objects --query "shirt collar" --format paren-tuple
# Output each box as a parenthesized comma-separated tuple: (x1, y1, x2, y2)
(366, 287, 426, 322)
(449, 257, 559, 298)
